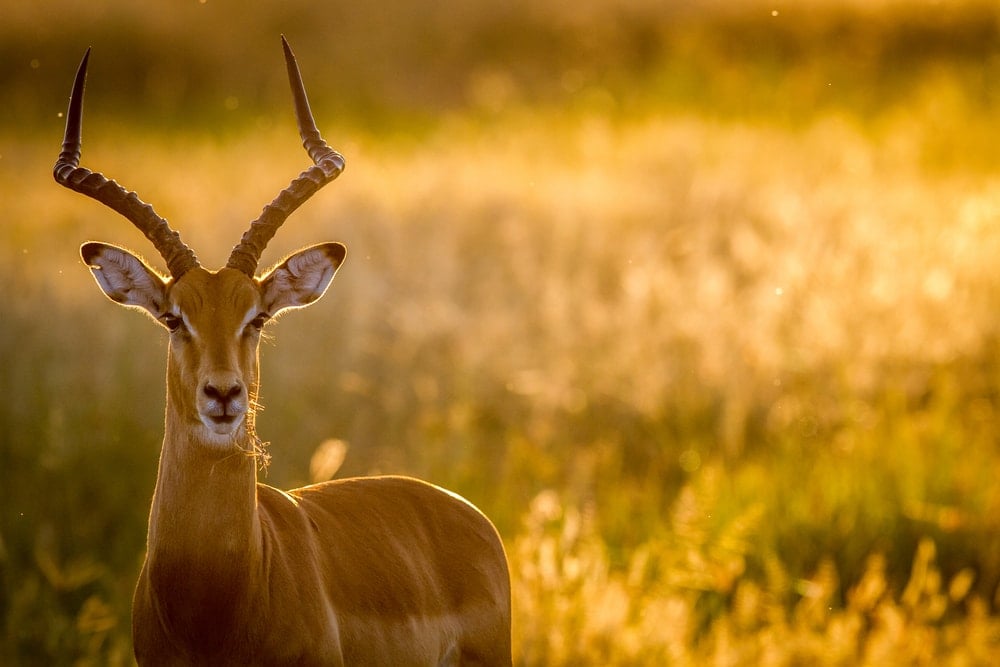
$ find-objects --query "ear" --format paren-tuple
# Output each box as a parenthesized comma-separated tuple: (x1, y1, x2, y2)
(259, 242, 346, 316)
(81, 242, 169, 318)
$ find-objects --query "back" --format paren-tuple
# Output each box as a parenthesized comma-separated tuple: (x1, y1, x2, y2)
(257, 475, 512, 665)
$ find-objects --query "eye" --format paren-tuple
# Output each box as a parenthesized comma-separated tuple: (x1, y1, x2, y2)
(248, 312, 270, 331)
(161, 313, 183, 332)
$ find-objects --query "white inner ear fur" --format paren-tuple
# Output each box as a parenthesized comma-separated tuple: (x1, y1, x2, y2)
(84, 243, 168, 317)
(260, 244, 344, 315)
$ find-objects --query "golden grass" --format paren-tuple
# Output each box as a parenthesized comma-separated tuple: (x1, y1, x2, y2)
(5, 0, 1000, 654)
(512, 476, 1000, 665)
(4, 98, 1000, 661)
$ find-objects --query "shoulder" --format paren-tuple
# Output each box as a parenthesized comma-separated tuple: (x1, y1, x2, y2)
(292, 475, 479, 510)
(287, 475, 496, 531)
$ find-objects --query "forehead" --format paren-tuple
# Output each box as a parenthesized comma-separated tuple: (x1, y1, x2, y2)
(169, 267, 260, 317)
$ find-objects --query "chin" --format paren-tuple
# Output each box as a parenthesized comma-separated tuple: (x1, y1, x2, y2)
(198, 417, 246, 446)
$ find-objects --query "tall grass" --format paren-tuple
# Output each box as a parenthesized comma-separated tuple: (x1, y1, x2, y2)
(3, 0, 1000, 663)
(5, 102, 1000, 662)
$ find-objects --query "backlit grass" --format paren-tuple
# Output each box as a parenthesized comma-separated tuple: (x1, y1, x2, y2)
(3, 0, 1000, 663)
(4, 102, 1000, 662)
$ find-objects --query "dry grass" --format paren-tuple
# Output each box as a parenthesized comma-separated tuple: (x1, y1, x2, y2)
(5, 101, 1000, 662)
(513, 476, 999, 665)
(4, 0, 1000, 663)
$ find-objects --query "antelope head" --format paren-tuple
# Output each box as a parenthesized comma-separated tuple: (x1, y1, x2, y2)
(55, 38, 346, 449)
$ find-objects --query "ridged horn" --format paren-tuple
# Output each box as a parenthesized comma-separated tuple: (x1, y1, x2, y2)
(226, 35, 345, 277)
(54, 48, 200, 279)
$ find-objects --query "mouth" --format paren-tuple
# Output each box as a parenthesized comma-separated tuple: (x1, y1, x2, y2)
(201, 410, 245, 436)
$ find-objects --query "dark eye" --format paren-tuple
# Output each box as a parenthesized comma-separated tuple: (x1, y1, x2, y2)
(249, 313, 270, 331)
(162, 314, 182, 332)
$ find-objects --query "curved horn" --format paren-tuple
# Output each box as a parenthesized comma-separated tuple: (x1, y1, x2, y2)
(54, 48, 200, 279)
(226, 36, 345, 276)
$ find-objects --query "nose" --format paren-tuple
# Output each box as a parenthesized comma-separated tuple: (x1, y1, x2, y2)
(203, 380, 243, 404)
(201, 377, 246, 424)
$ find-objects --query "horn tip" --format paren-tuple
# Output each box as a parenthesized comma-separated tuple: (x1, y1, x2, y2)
(73, 47, 92, 88)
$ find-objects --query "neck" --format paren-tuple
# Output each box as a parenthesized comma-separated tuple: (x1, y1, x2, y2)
(142, 400, 264, 645)
(150, 416, 261, 553)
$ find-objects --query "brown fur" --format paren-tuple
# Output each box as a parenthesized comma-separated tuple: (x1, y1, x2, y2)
(83, 254, 512, 665)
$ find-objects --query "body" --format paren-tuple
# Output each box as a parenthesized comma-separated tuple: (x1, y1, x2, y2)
(114, 262, 512, 665)
(133, 473, 511, 665)
(55, 38, 512, 666)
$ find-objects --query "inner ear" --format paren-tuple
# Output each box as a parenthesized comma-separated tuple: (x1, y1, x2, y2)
(81, 242, 169, 319)
(259, 242, 346, 316)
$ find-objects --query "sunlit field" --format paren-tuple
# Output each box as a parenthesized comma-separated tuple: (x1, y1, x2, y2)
(3, 1, 1000, 664)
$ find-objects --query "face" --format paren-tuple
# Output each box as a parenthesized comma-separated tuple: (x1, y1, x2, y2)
(81, 241, 346, 450)
(164, 268, 268, 444)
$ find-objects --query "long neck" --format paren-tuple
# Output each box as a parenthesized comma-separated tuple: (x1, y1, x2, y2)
(149, 417, 262, 565)
(142, 366, 264, 645)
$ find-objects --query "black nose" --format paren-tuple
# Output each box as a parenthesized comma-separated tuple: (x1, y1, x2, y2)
(203, 382, 242, 404)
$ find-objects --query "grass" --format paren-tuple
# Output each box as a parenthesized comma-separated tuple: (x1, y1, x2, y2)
(3, 0, 1000, 664)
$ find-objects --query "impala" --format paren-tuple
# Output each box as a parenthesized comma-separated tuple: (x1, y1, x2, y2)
(55, 38, 511, 665)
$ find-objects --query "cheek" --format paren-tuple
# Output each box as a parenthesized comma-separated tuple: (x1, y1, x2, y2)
(168, 339, 204, 408)
(175, 338, 201, 370)
(239, 338, 261, 379)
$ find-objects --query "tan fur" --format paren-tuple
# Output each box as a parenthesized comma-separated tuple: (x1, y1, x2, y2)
(84, 253, 512, 665)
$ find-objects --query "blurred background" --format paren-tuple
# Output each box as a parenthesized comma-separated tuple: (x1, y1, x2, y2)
(3, 0, 1000, 663)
